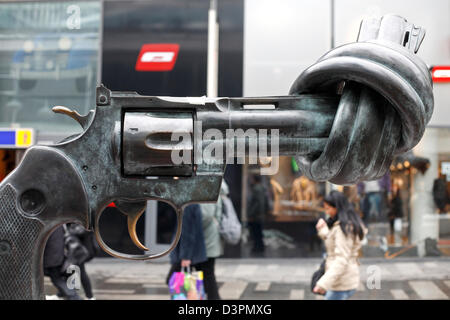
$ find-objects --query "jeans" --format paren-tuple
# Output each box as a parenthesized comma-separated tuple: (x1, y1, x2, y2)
(368, 192, 382, 220)
(324, 289, 356, 300)
(195, 258, 221, 300)
(248, 222, 264, 252)
(79, 263, 93, 299)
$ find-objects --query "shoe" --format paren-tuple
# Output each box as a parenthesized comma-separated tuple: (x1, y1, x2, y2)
(87, 297, 96, 300)
(45, 295, 62, 300)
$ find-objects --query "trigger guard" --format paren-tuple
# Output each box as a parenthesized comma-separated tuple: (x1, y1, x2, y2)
(94, 206, 183, 260)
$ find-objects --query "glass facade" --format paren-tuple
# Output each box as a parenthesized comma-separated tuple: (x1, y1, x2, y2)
(243, 157, 326, 258)
(0, 1, 101, 135)
(241, 127, 450, 258)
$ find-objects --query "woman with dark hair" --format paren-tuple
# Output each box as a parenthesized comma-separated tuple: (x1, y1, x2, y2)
(313, 190, 367, 300)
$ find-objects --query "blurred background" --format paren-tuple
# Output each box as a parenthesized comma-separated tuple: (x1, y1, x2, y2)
(0, 0, 449, 261)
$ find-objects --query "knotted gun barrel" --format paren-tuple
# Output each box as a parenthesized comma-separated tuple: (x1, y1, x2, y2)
(290, 15, 433, 184)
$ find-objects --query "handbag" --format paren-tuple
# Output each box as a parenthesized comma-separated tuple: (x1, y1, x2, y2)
(168, 267, 206, 300)
(310, 259, 326, 295)
(219, 195, 242, 245)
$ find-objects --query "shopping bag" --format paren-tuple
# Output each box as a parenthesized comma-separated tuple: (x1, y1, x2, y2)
(185, 273, 199, 300)
(184, 270, 206, 300)
(168, 271, 187, 300)
(219, 195, 242, 245)
(168, 268, 206, 300)
(190, 270, 206, 300)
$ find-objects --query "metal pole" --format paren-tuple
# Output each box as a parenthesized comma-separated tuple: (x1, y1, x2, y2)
(207, 0, 219, 97)
(330, 0, 335, 49)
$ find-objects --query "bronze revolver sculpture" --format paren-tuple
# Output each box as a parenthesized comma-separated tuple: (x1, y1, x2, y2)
(0, 15, 433, 299)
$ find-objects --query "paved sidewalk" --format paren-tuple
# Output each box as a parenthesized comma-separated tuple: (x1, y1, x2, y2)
(44, 257, 450, 300)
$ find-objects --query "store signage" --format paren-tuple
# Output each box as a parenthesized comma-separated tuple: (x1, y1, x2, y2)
(0, 128, 34, 148)
(135, 44, 180, 71)
(431, 66, 450, 83)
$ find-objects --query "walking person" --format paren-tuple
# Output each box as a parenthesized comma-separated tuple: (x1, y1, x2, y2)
(388, 182, 403, 245)
(357, 173, 391, 223)
(44, 225, 82, 300)
(247, 175, 267, 254)
(313, 191, 367, 300)
(166, 204, 208, 292)
(65, 223, 99, 300)
(198, 180, 229, 300)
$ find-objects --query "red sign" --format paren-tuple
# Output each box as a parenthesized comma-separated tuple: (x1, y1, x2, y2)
(135, 44, 180, 71)
(431, 66, 450, 83)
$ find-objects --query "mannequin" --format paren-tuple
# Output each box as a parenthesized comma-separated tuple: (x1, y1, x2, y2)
(270, 178, 284, 215)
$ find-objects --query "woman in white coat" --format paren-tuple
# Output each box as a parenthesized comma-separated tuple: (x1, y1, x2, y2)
(314, 191, 367, 300)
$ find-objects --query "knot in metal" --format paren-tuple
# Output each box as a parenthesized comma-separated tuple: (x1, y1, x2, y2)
(289, 15, 433, 184)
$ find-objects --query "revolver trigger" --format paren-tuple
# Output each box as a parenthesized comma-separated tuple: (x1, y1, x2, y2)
(114, 200, 149, 251)
(127, 212, 149, 251)
(52, 106, 94, 130)
(94, 205, 183, 260)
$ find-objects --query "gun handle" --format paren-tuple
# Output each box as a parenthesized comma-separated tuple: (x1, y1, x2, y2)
(0, 183, 48, 299)
(0, 146, 89, 300)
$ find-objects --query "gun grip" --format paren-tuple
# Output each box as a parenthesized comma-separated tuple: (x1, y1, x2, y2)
(0, 146, 89, 300)
(0, 184, 47, 299)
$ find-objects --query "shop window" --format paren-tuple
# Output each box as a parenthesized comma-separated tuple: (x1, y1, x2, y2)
(0, 1, 101, 135)
(244, 156, 326, 258)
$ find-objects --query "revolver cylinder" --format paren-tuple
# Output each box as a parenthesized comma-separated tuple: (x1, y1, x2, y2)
(123, 112, 194, 176)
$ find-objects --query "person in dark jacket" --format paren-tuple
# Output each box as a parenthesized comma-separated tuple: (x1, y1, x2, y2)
(433, 176, 449, 213)
(166, 204, 208, 295)
(65, 223, 99, 300)
(388, 182, 403, 238)
(44, 226, 81, 300)
(247, 175, 267, 253)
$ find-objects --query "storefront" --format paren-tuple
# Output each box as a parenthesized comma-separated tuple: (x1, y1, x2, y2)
(238, 127, 450, 258)
(238, 0, 450, 259)
(240, 157, 326, 257)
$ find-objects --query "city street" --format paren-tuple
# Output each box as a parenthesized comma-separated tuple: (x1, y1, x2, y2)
(0, 0, 448, 302)
(44, 257, 450, 300)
